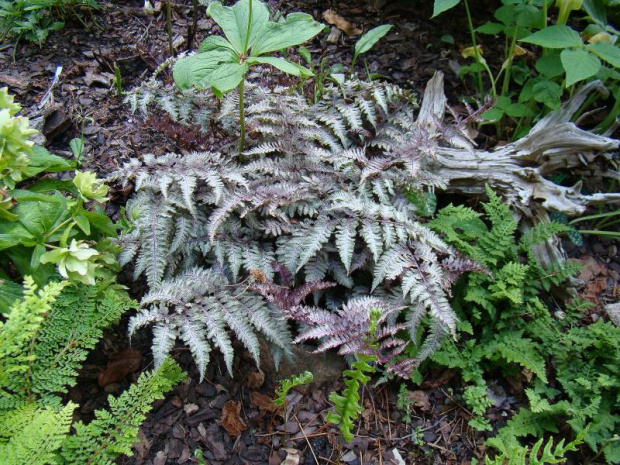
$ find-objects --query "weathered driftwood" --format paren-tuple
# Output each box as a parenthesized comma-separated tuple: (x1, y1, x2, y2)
(418, 72, 619, 266)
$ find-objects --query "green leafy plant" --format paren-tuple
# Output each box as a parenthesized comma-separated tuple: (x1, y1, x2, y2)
(274, 371, 314, 408)
(327, 307, 381, 443)
(433, 0, 620, 138)
(173, 0, 324, 149)
(0, 277, 185, 464)
(0, 0, 99, 45)
(351, 24, 393, 74)
(426, 186, 620, 463)
(0, 88, 119, 293)
(474, 427, 588, 465)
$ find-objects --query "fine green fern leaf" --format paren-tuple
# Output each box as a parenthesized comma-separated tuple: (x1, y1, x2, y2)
(481, 427, 588, 465)
(484, 331, 547, 383)
(0, 402, 75, 464)
(59, 358, 185, 464)
(0, 277, 67, 404)
(327, 354, 376, 443)
(30, 282, 136, 405)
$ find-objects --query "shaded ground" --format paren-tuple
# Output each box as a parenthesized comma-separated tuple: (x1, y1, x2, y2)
(1, 1, 618, 464)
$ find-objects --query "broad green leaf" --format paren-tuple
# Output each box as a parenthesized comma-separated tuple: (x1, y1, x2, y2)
(75, 211, 91, 235)
(25, 145, 75, 177)
(26, 179, 78, 195)
(513, 4, 545, 29)
(583, 0, 607, 25)
(432, 0, 460, 18)
(247, 57, 313, 77)
(494, 4, 515, 26)
(481, 107, 505, 122)
(30, 243, 46, 269)
(353, 25, 393, 61)
(561, 48, 601, 86)
(588, 42, 620, 68)
(535, 53, 564, 78)
(520, 25, 583, 49)
(207, 62, 249, 93)
(69, 138, 84, 159)
(0, 278, 22, 314)
(0, 233, 26, 251)
(173, 50, 237, 91)
(298, 46, 312, 65)
(83, 211, 117, 237)
(252, 13, 324, 55)
(506, 103, 535, 118)
(207, 0, 270, 54)
(476, 22, 504, 35)
(198, 35, 238, 53)
(532, 80, 562, 110)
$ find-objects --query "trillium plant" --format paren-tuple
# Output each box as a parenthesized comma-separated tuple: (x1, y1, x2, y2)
(173, 0, 324, 149)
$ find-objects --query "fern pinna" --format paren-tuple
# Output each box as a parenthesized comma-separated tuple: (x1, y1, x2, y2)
(117, 72, 486, 380)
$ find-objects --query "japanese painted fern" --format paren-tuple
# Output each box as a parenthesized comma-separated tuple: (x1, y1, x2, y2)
(118, 72, 483, 379)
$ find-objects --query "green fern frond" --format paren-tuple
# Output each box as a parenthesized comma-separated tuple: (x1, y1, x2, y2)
(0, 402, 75, 464)
(274, 371, 314, 407)
(59, 359, 185, 464)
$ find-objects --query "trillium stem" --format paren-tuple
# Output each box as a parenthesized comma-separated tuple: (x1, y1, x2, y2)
(239, 79, 246, 151)
(238, 0, 252, 151)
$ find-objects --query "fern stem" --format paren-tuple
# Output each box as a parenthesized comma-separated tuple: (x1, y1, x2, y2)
(239, 79, 246, 151)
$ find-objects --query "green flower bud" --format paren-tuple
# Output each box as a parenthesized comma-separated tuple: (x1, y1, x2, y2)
(73, 171, 110, 203)
(40, 240, 100, 285)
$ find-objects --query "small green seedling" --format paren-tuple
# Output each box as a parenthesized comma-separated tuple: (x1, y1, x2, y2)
(113, 62, 122, 98)
(173, 0, 324, 150)
(351, 24, 393, 74)
(274, 371, 314, 408)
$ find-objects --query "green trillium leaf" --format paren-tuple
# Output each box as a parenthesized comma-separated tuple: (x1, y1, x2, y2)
(207, 62, 250, 93)
(252, 13, 324, 56)
(207, 0, 270, 54)
(173, 49, 237, 91)
(247, 56, 313, 77)
(198, 35, 239, 54)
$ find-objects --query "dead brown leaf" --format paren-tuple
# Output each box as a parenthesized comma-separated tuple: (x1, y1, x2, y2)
(98, 349, 142, 387)
(408, 390, 431, 412)
(247, 370, 265, 389)
(421, 369, 455, 389)
(220, 400, 247, 437)
(250, 391, 278, 413)
(322, 9, 362, 36)
(83, 70, 114, 87)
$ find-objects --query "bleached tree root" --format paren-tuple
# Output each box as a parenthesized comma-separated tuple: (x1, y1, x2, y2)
(418, 72, 619, 266)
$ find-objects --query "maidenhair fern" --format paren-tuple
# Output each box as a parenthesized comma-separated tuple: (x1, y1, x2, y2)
(117, 71, 484, 379)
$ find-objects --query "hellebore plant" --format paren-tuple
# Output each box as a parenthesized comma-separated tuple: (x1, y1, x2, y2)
(173, 0, 324, 150)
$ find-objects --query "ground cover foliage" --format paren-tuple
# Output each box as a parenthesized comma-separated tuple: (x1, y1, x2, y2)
(122, 61, 618, 465)
(0, 85, 185, 463)
(2, 0, 619, 463)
